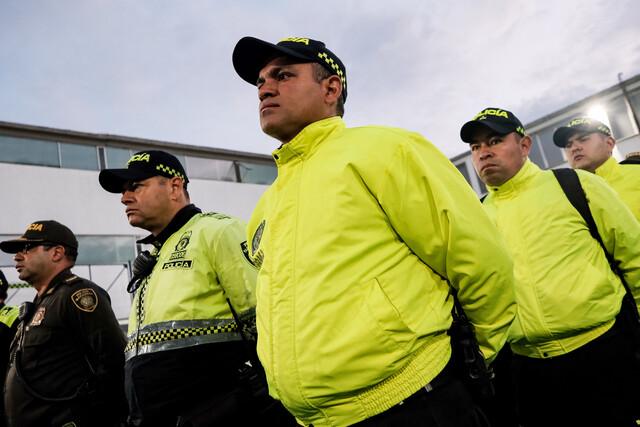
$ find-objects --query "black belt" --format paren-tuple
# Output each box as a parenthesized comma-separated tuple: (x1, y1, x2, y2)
(397, 361, 457, 406)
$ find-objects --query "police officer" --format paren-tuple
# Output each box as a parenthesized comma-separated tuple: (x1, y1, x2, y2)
(0, 270, 19, 427)
(553, 117, 640, 221)
(232, 36, 516, 426)
(99, 150, 294, 426)
(1, 220, 127, 427)
(461, 108, 640, 426)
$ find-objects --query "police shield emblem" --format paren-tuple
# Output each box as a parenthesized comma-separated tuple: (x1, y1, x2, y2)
(71, 289, 98, 312)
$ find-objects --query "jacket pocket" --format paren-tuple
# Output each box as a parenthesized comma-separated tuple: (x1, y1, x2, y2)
(358, 277, 414, 351)
(21, 326, 53, 370)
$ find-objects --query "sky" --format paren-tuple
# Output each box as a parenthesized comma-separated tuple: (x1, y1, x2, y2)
(1, 0, 639, 159)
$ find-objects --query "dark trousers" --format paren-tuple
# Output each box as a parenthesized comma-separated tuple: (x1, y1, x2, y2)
(512, 322, 640, 427)
(353, 378, 490, 427)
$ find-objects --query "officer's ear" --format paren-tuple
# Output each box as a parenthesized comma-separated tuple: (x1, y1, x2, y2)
(519, 135, 532, 158)
(48, 245, 66, 263)
(168, 176, 185, 201)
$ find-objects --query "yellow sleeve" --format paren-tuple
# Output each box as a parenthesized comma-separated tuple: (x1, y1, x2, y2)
(214, 218, 259, 315)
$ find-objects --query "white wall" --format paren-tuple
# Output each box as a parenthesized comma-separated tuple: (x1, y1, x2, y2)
(0, 162, 269, 236)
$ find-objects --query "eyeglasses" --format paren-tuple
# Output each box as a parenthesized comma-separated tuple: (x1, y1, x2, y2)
(19, 242, 55, 254)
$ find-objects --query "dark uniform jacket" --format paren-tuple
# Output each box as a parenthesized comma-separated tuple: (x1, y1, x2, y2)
(0, 303, 19, 427)
(4, 269, 126, 427)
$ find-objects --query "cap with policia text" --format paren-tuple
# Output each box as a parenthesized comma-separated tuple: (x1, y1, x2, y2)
(232, 36, 347, 101)
(460, 108, 526, 143)
(552, 117, 612, 148)
(0, 220, 79, 254)
(98, 150, 189, 194)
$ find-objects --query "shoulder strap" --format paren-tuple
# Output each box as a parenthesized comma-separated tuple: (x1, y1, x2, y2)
(552, 168, 628, 289)
(552, 169, 606, 251)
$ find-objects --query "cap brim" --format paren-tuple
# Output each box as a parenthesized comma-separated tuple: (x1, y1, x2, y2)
(99, 169, 156, 193)
(460, 121, 516, 143)
(0, 238, 43, 254)
(552, 127, 576, 148)
(232, 37, 315, 86)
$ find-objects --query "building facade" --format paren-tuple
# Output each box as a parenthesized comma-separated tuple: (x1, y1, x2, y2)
(0, 121, 277, 323)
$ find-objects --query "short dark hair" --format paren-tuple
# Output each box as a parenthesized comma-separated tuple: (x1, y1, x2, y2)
(45, 243, 77, 263)
(312, 63, 345, 118)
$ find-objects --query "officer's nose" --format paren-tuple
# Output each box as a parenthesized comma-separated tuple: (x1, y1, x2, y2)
(478, 146, 492, 160)
(259, 79, 276, 102)
(121, 190, 133, 205)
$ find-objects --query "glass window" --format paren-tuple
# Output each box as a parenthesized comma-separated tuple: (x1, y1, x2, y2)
(628, 88, 640, 124)
(237, 162, 277, 185)
(59, 143, 99, 170)
(534, 127, 565, 168)
(454, 161, 471, 186)
(528, 138, 546, 168)
(105, 147, 132, 169)
(76, 236, 137, 264)
(606, 96, 635, 139)
(185, 156, 236, 181)
(0, 136, 60, 167)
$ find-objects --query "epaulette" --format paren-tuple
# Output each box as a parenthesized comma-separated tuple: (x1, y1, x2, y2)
(202, 212, 231, 220)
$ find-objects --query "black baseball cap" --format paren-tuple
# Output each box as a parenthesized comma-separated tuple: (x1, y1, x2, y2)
(552, 117, 612, 148)
(0, 220, 78, 254)
(99, 150, 189, 194)
(232, 36, 347, 101)
(460, 108, 526, 143)
(0, 270, 8, 298)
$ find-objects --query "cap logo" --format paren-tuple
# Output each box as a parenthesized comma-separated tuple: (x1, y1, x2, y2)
(474, 108, 509, 120)
(28, 223, 43, 232)
(127, 153, 151, 168)
(278, 37, 309, 45)
(567, 118, 590, 128)
(567, 118, 611, 136)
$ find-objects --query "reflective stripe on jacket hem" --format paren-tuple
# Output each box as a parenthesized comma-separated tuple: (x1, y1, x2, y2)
(125, 318, 250, 361)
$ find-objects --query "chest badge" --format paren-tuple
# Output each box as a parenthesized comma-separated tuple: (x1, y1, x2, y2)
(71, 288, 98, 312)
(30, 307, 46, 326)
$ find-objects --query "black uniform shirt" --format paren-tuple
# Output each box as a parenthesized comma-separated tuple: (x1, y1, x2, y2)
(4, 269, 126, 427)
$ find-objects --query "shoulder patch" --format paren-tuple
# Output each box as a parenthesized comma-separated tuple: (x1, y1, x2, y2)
(241, 241, 258, 268)
(71, 288, 98, 312)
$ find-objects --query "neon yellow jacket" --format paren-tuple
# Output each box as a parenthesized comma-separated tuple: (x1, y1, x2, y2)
(595, 156, 640, 222)
(483, 160, 640, 358)
(247, 117, 516, 426)
(126, 208, 258, 361)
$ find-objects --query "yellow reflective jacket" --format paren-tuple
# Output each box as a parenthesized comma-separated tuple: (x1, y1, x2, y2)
(595, 156, 640, 222)
(247, 117, 516, 426)
(126, 206, 258, 361)
(483, 160, 640, 358)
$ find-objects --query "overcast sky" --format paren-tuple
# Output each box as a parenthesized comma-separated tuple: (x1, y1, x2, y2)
(1, 0, 639, 159)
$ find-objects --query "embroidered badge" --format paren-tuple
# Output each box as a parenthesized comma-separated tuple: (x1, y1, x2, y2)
(30, 307, 46, 326)
(241, 241, 257, 268)
(252, 221, 265, 255)
(71, 289, 98, 312)
(175, 230, 192, 252)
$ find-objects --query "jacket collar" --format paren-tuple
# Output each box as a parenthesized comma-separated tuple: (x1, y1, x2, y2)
(485, 158, 540, 199)
(37, 268, 76, 301)
(137, 204, 202, 249)
(272, 117, 346, 165)
(595, 156, 618, 177)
